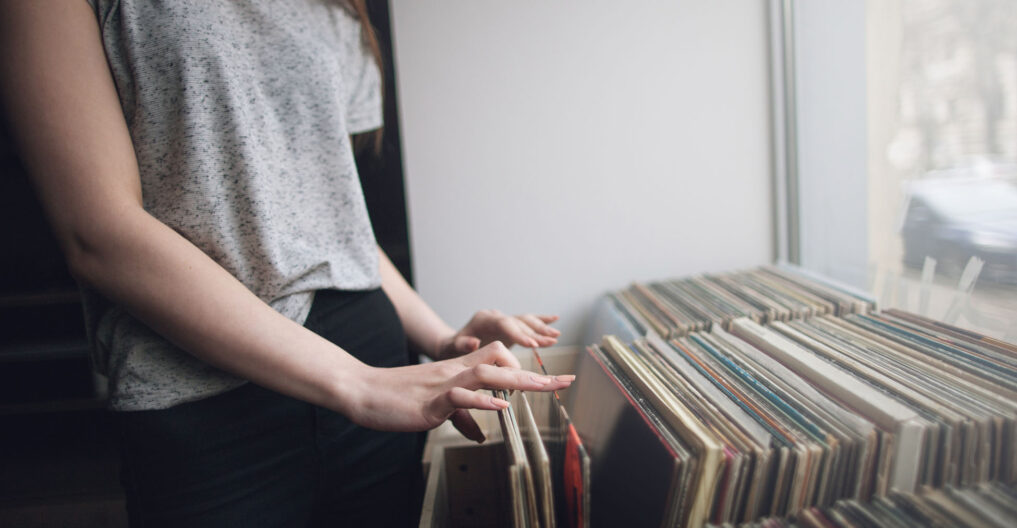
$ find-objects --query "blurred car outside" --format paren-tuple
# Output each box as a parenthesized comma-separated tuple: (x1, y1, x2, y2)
(900, 168, 1017, 285)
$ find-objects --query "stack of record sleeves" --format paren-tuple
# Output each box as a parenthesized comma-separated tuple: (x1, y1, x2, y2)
(611, 265, 876, 338)
(560, 265, 1017, 527)
(708, 483, 1017, 528)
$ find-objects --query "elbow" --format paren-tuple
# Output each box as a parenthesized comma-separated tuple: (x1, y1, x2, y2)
(62, 228, 108, 289)
(57, 208, 145, 290)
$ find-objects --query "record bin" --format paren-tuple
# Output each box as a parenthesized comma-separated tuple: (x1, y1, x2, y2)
(419, 346, 580, 528)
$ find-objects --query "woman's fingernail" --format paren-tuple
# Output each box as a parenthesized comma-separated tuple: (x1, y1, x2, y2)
(491, 397, 510, 408)
(530, 374, 553, 385)
(556, 375, 576, 382)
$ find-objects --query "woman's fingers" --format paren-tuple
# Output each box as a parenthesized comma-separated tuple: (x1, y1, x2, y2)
(461, 341, 521, 369)
(458, 310, 560, 350)
(515, 319, 554, 345)
(520, 314, 562, 339)
(448, 409, 486, 443)
(418, 356, 576, 443)
(492, 317, 537, 348)
(453, 335, 481, 355)
(436, 380, 575, 440)
(454, 363, 572, 392)
(453, 341, 573, 391)
(439, 386, 509, 412)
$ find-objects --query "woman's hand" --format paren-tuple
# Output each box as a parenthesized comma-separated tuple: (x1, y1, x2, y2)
(434, 310, 561, 361)
(349, 341, 573, 442)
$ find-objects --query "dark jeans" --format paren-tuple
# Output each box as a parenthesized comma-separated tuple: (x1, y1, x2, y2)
(116, 289, 422, 527)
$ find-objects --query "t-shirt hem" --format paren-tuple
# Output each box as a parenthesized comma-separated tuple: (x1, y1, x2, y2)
(347, 112, 383, 135)
(108, 379, 249, 411)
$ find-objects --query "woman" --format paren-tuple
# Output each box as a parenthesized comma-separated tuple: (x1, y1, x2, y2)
(0, 1, 572, 526)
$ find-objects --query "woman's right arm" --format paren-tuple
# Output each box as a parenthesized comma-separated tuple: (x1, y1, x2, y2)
(0, 1, 569, 441)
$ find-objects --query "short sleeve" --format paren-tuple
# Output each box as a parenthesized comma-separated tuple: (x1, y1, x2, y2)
(85, 0, 117, 32)
(84, 0, 102, 19)
(342, 27, 383, 134)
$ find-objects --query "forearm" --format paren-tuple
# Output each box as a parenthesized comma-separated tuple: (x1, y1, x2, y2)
(69, 207, 367, 414)
(377, 247, 454, 359)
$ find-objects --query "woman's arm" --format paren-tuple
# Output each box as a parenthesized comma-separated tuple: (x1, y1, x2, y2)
(379, 247, 561, 360)
(378, 248, 458, 359)
(0, 1, 569, 441)
(0, 0, 370, 414)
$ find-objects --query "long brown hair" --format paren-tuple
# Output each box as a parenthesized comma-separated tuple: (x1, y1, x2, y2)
(345, 0, 385, 155)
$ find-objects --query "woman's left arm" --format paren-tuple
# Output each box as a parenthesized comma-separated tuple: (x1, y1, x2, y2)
(378, 247, 561, 360)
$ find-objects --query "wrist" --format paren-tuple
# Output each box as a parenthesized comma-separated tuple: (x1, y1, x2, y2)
(335, 364, 406, 432)
(325, 359, 371, 418)
(429, 326, 458, 361)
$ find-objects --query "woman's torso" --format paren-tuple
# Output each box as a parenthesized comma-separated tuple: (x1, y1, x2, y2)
(84, 0, 383, 410)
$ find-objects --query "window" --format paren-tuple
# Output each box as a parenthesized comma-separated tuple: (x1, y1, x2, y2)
(781, 0, 1017, 339)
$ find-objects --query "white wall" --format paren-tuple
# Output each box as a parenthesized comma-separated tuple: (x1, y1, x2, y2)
(390, 1, 774, 344)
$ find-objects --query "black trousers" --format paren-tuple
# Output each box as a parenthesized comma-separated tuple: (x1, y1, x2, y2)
(116, 289, 422, 527)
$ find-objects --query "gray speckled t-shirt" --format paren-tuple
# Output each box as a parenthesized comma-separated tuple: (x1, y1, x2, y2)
(83, 0, 383, 410)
